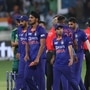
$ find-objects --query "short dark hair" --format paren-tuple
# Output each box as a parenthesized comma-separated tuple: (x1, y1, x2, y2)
(55, 24, 63, 30)
(30, 11, 40, 21)
(58, 15, 66, 22)
(39, 21, 46, 26)
(53, 15, 59, 19)
(68, 17, 77, 23)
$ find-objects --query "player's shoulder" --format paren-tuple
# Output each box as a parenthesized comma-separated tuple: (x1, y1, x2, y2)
(38, 25, 45, 30)
(78, 29, 85, 34)
(12, 28, 17, 31)
(12, 28, 18, 34)
(63, 35, 71, 41)
(37, 25, 46, 33)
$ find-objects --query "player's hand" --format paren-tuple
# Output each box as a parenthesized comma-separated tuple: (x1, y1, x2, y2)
(16, 53, 20, 60)
(68, 59, 73, 66)
(29, 58, 39, 66)
(50, 58, 54, 65)
(24, 54, 29, 62)
(73, 56, 78, 63)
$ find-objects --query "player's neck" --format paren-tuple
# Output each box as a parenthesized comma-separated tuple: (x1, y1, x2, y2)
(32, 23, 38, 29)
(23, 25, 28, 31)
(57, 35, 62, 40)
(31, 23, 38, 32)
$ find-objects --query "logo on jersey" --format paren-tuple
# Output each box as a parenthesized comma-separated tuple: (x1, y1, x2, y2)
(41, 34, 45, 37)
(34, 32, 37, 36)
(28, 33, 32, 35)
(61, 40, 64, 45)
(54, 41, 58, 45)
(75, 34, 78, 38)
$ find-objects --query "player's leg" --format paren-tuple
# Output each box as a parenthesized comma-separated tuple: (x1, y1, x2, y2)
(12, 58, 19, 90)
(24, 62, 38, 90)
(34, 59, 45, 90)
(53, 67, 61, 90)
(46, 51, 53, 90)
(46, 62, 53, 90)
(12, 58, 19, 74)
(79, 78, 86, 90)
(15, 58, 26, 90)
(60, 75, 68, 90)
(61, 65, 79, 90)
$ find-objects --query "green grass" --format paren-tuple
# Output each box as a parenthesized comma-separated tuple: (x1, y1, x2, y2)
(0, 60, 86, 90)
(82, 60, 86, 80)
(0, 60, 12, 90)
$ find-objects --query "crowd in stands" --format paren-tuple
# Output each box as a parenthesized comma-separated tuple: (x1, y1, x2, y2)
(0, 0, 90, 30)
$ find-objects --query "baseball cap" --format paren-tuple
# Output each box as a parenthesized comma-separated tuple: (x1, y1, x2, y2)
(14, 15, 21, 20)
(19, 15, 28, 21)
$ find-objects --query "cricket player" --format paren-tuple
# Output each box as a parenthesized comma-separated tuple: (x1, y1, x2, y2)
(52, 24, 79, 90)
(15, 15, 29, 90)
(68, 17, 90, 90)
(24, 11, 47, 90)
(46, 15, 73, 90)
(11, 15, 20, 74)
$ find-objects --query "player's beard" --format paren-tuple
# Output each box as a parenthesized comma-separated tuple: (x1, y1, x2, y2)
(21, 23, 27, 29)
(29, 20, 36, 26)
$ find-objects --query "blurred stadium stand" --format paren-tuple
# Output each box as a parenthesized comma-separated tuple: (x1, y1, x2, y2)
(0, 0, 89, 40)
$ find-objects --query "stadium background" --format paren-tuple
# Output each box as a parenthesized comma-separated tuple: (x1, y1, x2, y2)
(0, 0, 89, 89)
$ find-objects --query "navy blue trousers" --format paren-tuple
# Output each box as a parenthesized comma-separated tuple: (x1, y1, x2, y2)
(53, 65, 79, 90)
(15, 57, 27, 90)
(24, 59, 45, 90)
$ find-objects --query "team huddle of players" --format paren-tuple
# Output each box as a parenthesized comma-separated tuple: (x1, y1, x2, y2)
(11, 11, 90, 90)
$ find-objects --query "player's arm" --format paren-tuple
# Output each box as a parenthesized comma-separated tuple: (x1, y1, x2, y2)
(11, 41, 18, 47)
(67, 38, 73, 66)
(24, 42, 29, 61)
(11, 31, 18, 47)
(68, 45, 74, 66)
(50, 38, 56, 65)
(50, 51, 55, 65)
(30, 38, 46, 66)
(85, 40, 90, 52)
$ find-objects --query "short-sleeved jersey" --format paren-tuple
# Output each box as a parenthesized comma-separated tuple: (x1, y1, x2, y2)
(27, 25, 47, 61)
(46, 25, 73, 51)
(62, 25, 73, 39)
(11, 28, 18, 56)
(73, 29, 88, 53)
(17, 26, 28, 58)
(53, 36, 72, 67)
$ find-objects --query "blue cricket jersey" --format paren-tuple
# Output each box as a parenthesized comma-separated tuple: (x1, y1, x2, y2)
(62, 25, 73, 39)
(53, 36, 72, 67)
(17, 26, 28, 58)
(27, 25, 47, 62)
(73, 29, 88, 53)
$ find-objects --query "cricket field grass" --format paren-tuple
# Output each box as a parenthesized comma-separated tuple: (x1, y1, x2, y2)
(0, 60, 86, 90)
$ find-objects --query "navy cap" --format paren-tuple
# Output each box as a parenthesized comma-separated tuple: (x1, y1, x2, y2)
(54, 24, 63, 30)
(14, 15, 21, 20)
(19, 15, 28, 21)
